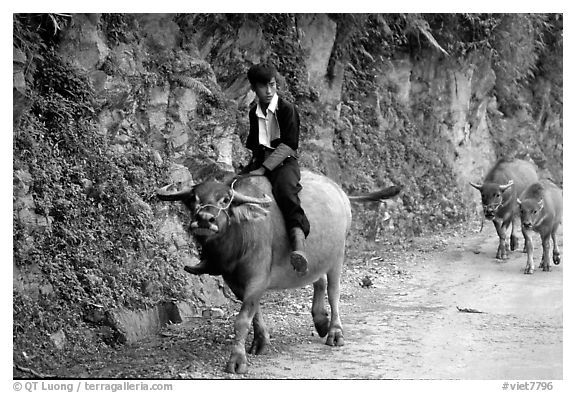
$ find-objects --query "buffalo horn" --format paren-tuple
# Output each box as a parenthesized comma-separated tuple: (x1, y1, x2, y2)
(156, 183, 194, 201)
(231, 190, 272, 206)
(470, 182, 482, 190)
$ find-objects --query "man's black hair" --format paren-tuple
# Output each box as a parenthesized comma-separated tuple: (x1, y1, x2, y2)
(247, 63, 277, 86)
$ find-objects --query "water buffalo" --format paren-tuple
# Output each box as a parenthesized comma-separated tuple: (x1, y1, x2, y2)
(157, 170, 401, 374)
(470, 158, 538, 259)
(517, 180, 563, 274)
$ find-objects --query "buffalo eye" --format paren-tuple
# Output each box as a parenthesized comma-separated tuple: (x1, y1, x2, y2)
(183, 195, 197, 210)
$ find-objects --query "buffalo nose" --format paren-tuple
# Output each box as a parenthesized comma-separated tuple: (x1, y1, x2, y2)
(196, 211, 216, 224)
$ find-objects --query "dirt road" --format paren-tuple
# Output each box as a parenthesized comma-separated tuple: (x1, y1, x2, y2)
(61, 225, 563, 380)
(249, 226, 563, 379)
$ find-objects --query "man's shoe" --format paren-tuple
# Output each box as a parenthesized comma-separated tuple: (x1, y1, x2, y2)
(289, 227, 309, 274)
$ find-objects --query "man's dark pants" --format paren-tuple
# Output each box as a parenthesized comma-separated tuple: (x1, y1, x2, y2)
(266, 157, 310, 237)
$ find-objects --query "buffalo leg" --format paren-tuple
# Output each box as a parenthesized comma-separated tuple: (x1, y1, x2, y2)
(311, 275, 330, 338)
(502, 220, 512, 251)
(552, 226, 561, 265)
(493, 220, 509, 260)
(248, 306, 270, 355)
(325, 264, 344, 347)
(523, 227, 535, 274)
(540, 234, 551, 272)
(519, 218, 529, 253)
(510, 218, 519, 251)
(510, 233, 519, 252)
(226, 295, 261, 374)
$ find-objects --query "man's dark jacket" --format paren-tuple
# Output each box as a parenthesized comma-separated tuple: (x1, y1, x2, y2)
(246, 96, 300, 169)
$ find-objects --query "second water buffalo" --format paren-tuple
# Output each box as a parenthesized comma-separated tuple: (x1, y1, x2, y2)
(517, 180, 563, 274)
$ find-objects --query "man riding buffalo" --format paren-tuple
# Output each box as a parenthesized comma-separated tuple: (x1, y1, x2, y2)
(243, 63, 310, 275)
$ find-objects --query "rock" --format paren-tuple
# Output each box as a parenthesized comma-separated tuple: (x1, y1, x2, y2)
(13, 262, 53, 300)
(50, 330, 67, 350)
(84, 305, 106, 324)
(360, 275, 374, 288)
(202, 308, 225, 319)
(137, 14, 180, 53)
(166, 163, 193, 185)
(214, 135, 235, 167)
(58, 14, 109, 71)
(13, 169, 33, 197)
(298, 14, 340, 103)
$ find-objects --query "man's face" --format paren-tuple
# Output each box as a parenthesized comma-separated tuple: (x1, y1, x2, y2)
(252, 77, 277, 105)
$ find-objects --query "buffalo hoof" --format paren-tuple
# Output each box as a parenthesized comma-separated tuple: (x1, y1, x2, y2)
(553, 253, 561, 265)
(248, 337, 270, 355)
(226, 352, 248, 374)
(542, 265, 551, 272)
(524, 267, 534, 275)
(496, 249, 509, 260)
(325, 330, 344, 347)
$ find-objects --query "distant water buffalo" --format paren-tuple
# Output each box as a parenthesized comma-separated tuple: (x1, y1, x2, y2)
(470, 158, 538, 259)
(517, 181, 563, 274)
(157, 170, 401, 374)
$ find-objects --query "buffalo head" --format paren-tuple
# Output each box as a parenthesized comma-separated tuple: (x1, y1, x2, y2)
(470, 180, 514, 220)
(157, 176, 272, 239)
(517, 197, 544, 230)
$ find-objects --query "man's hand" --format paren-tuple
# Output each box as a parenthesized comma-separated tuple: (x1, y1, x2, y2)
(249, 167, 266, 176)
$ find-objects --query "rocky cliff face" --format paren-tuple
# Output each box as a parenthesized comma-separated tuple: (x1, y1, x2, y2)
(35, 13, 561, 192)
(44, 14, 495, 180)
(13, 13, 562, 354)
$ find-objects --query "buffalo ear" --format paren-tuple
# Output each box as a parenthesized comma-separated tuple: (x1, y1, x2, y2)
(230, 203, 269, 222)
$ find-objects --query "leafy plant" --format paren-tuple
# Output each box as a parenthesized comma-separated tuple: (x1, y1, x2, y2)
(100, 13, 138, 46)
(13, 33, 191, 367)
